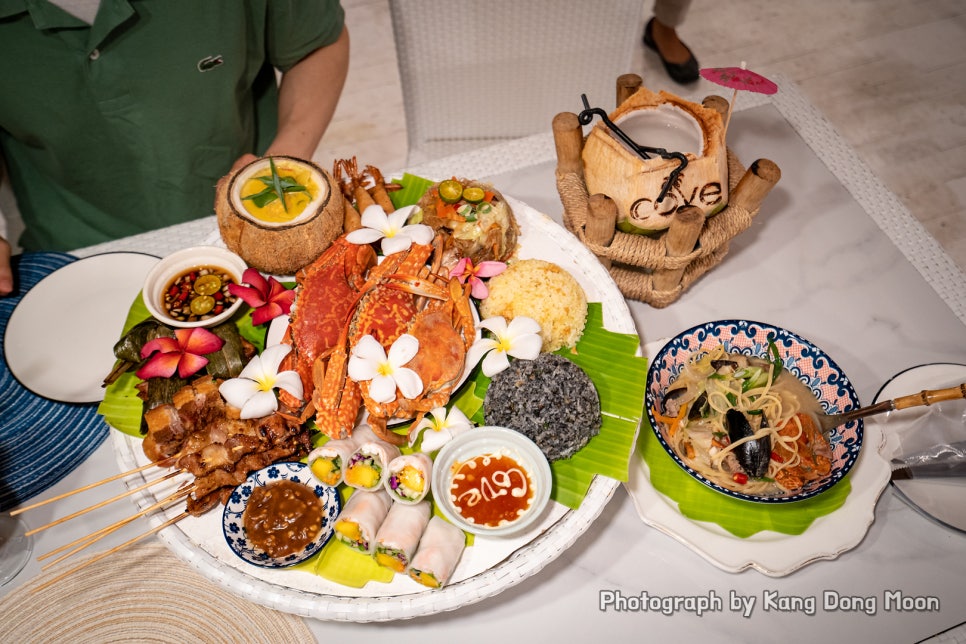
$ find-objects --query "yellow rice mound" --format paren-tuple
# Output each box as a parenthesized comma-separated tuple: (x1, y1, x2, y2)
(480, 259, 588, 352)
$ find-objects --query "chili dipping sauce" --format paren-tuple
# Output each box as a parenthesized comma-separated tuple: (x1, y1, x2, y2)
(448, 452, 534, 528)
(243, 480, 322, 558)
(162, 265, 238, 322)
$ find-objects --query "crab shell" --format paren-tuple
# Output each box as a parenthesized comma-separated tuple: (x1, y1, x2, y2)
(216, 155, 343, 275)
(417, 179, 519, 265)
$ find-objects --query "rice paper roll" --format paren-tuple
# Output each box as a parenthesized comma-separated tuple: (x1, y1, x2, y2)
(306, 434, 361, 487)
(373, 500, 431, 572)
(384, 452, 433, 504)
(333, 489, 392, 554)
(408, 516, 466, 589)
(344, 425, 402, 491)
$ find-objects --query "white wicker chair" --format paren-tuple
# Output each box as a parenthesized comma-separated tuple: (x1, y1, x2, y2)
(389, 0, 645, 164)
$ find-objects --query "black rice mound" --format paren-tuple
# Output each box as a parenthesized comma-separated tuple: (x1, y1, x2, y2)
(484, 353, 601, 462)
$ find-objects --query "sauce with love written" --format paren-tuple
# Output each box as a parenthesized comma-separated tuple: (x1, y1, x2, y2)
(449, 452, 534, 527)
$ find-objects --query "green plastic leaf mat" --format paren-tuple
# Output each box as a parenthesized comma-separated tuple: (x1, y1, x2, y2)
(637, 419, 850, 538)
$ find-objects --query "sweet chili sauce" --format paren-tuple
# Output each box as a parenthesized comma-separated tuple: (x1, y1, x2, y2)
(449, 452, 534, 527)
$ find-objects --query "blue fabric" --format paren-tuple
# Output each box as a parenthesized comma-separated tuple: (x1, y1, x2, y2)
(0, 252, 110, 511)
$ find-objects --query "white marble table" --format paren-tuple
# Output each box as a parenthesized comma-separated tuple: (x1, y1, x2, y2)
(5, 78, 966, 643)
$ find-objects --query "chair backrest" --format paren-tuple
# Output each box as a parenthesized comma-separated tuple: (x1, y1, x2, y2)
(390, 0, 644, 164)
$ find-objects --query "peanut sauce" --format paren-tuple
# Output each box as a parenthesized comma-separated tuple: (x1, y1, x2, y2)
(449, 453, 534, 527)
(243, 480, 322, 557)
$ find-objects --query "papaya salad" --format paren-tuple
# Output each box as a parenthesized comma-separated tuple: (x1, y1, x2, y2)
(652, 341, 832, 496)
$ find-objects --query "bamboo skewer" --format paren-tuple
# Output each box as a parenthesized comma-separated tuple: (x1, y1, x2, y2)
(9, 459, 169, 516)
(39, 487, 192, 570)
(31, 511, 190, 595)
(24, 469, 185, 537)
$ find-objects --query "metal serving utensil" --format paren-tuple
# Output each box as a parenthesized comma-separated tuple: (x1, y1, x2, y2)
(818, 382, 966, 436)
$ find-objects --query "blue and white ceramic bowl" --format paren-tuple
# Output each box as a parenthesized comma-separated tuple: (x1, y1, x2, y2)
(223, 461, 341, 567)
(645, 319, 863, 503)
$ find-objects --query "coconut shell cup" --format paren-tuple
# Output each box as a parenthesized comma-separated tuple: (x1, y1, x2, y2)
(417, 179, 520, 265)
(215, 155, 343, 275)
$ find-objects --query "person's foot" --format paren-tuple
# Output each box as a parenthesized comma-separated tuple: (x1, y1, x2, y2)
(643, 17, 700, 84)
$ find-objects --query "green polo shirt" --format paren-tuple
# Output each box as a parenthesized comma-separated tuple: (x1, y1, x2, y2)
(0, 0, 345, 251)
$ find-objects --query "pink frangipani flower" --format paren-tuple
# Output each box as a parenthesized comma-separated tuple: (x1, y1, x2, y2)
(227, 268, 296, 326)
(448, 257, 506, 299)
(136, 327, 224, 379)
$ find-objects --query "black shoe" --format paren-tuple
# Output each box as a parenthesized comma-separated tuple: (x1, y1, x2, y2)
(643, 17, 700, 84)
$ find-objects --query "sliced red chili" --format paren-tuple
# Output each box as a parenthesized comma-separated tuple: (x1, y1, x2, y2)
(732, 472, 749, 485)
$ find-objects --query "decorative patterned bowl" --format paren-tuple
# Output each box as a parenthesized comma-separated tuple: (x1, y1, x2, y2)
(222, 461, 341, 567)
(645, 319, 863, 503)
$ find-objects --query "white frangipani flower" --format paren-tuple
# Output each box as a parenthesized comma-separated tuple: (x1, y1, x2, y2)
(465, 315, 542, 377)
(219, 343, 303, 419)
(347, 334, 424, 403)
(410, 406, 473, 452)
(344, 204, 434, 255)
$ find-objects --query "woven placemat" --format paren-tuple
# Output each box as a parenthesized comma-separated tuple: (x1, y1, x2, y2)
(0, 540, 314, 643)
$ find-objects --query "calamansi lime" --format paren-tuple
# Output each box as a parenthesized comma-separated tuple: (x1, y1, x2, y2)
(189, 295, 216, 315)
(462, 186, 485, 204)
(437, 179, 463, 204)
(193, 274, 223, 295)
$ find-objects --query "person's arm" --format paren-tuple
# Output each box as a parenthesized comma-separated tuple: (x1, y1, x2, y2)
(0, 237, 11, 296)
(231, 25, 350, 172)
(0, 151, 12, 296)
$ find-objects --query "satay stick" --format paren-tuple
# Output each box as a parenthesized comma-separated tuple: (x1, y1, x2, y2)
(30, 511, 190, 594)
(37, 487, 193, 570)
(39, 487, 192, 569)
(24, 469, 185, 536)
(10, 458, 175, 516)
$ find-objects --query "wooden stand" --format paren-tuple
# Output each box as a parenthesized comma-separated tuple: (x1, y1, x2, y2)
(554, 76, 781, 308)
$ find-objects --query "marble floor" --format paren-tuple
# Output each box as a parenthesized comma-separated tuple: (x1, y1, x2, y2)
(317, 0, 966, 273)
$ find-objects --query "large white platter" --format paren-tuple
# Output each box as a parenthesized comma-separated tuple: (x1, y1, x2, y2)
(6, 252, 159, 403)
(625, 339, 893, 576)
(112, 196, 639, 621)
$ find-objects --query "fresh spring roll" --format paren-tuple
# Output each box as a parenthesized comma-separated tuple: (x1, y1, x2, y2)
(408, 516, 466, 589)
(384, 452, 433, 504)
(333, 488, 392, 554)
(306, 434, 361, 487)
(344, 425, 402, 491)
(373, 500, 432, 572)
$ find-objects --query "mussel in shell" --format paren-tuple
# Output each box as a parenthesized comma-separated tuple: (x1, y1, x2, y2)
(725, 409, 770, 478)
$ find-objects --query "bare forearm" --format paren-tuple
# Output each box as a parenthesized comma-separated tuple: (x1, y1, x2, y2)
(266, 26, 350, 159)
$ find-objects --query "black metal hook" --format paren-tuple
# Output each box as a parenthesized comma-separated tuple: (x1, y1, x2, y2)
(577, 94, 689, 204)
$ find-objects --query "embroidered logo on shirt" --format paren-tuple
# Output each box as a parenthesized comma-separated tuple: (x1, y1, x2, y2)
(197, 55, 224, 72)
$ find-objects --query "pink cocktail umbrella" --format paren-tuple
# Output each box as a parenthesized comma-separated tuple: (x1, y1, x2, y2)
(700, 63, 778, 132)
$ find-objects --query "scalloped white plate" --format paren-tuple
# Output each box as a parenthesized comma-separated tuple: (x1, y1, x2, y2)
(624, 338, 892, 577)
(112, 196, 638, 621)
